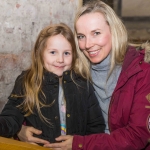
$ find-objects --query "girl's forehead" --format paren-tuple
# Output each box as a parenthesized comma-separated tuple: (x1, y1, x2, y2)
(45, 34, 72, 49)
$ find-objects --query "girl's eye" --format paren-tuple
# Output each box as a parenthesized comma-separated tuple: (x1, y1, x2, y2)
(50, 51, 55, 54)
(77, 35, 84, 39)
(64, 52, 70, 55)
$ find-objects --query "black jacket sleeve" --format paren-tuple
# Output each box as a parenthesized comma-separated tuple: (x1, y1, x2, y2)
(0, 73, 25, 137)
(86, 83, 105, 134)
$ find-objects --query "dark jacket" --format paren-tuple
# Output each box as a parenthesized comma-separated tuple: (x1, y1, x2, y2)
(73, 45, 150, 150)
(0, 70, 105, 143)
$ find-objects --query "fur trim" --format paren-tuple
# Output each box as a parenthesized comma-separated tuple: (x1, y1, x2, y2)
(141, 42, 150, 63)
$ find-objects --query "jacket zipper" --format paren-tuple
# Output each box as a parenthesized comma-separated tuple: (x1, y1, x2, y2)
(108, 94, 114, 132)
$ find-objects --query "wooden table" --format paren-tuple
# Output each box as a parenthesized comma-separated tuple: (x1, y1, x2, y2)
(0, 136, 52, 150)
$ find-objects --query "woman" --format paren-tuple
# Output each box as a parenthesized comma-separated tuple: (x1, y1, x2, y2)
(18, 0, 150, 149)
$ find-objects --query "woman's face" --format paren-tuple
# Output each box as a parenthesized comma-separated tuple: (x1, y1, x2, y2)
(76, 12, 112, 64)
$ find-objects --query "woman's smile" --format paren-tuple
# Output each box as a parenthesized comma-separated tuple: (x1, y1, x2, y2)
(87, 49, 100, 57)
(76, 12, 112, 64)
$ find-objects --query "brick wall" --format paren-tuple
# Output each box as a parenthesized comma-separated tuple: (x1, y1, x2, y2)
(0, 0, 82, 112)
(0, 0, 149, 112)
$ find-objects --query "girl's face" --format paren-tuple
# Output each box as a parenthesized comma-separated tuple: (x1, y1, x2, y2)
(76, 12, 112, 64)
(43, 34, 72, 76)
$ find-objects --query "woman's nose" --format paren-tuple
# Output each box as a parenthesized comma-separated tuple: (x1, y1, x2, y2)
(85, 37, 93, 50)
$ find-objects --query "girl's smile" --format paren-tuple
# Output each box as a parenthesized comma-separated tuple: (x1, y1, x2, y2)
(43, 34, 73, 76)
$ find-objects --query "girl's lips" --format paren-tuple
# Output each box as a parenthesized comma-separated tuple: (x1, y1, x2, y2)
(55, 66, 64, 68)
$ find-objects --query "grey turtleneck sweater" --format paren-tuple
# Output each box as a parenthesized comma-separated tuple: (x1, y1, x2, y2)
(91, 54, 121, 134)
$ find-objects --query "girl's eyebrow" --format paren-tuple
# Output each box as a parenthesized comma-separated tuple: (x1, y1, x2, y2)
(76, 32, 84, 35)
(47, 49, 72, 51)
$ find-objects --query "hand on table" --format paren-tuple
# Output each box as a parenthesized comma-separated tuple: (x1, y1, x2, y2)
(44, 135, 73, 150)
(17, 125, 50, 145)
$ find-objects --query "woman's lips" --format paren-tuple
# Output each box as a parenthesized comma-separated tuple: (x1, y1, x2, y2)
(88, 50, 99, 57)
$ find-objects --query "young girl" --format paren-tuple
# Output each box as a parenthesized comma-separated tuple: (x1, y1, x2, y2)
(0, 23, 105, 144)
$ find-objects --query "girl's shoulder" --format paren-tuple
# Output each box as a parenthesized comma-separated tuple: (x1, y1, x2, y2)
(72, 71, 89, 83)
(73, 72, 94, 91)
(9, 70, 28, 98)
(15, 70, 28, 85)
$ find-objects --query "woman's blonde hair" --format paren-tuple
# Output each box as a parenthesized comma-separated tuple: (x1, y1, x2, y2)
(74, 0, 128, 77)
(19, 23, 91, 124)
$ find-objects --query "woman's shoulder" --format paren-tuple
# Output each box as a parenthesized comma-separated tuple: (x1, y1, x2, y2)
(127, 42, 150, 63)
(123, 43, 150, 69)
(140, 42, 150, 63)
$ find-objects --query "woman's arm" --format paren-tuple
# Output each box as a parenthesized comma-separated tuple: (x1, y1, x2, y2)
(71, 64, 150, 150)
(44, 62, 150, 150)
(44, 135, 73, 149)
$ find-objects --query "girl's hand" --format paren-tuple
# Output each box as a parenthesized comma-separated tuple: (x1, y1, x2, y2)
(17, 125, 50, 145)
(44, 135, 73, 150)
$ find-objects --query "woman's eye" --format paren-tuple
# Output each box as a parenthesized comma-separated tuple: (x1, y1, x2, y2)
(77, 35, 84, 39)
(94, 32, 100, 35)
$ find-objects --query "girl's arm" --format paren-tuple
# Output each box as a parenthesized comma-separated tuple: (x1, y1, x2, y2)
(0, 73, 25, 137)
(17, 125, 50, 145)
(0, 97, 24, 137)
(85, 83, 105, 134)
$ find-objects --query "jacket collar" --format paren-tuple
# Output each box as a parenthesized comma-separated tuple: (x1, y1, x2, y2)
(113, 46, 144, 93)
(121, 46, 142, 72)
(43, 70, 80, 85)
(122, 42, 150, 72)
(140, 42, 150, 63)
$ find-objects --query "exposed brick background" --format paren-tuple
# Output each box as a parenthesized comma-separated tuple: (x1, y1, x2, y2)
(0, 0, 82, 112)
(0, 0, 150, 113)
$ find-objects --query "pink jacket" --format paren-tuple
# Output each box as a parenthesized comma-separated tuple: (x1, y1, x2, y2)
(73, 45, 150, 150)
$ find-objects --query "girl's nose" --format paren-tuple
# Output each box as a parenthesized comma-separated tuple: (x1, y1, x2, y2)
(57, 54, 64, 63)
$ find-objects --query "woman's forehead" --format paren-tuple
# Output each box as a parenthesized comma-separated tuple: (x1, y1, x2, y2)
(76, 12, 108, 32)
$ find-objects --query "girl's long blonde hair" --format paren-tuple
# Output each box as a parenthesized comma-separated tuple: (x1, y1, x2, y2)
(19, 23, 91, 124)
